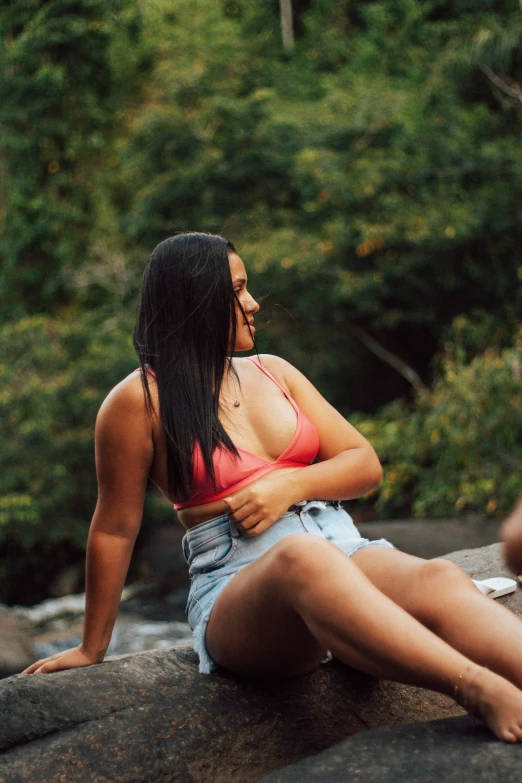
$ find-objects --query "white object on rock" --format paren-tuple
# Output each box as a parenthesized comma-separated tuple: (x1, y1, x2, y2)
(472, 577, 517, 599)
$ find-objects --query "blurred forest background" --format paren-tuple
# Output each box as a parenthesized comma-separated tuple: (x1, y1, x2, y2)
(1, 0, 521, 605)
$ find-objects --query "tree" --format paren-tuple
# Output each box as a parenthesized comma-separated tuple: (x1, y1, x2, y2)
(0, 0, 143, 319)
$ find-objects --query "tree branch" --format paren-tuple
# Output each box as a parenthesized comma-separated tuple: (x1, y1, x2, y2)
(479, 64, 522, 106)
(349, 324, 428, 395)
(280, 0, 294, 51)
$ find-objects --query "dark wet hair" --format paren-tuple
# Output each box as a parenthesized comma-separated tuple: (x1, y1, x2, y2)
(133, 231, 247, 501)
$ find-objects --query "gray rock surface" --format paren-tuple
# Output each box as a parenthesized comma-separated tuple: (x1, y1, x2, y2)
(0, 650, 461, 782)
(443, 540, 514, 580)
(254, 716, 522, 783)
(0, 605, 36, 679)
(0, 543, 518, 783)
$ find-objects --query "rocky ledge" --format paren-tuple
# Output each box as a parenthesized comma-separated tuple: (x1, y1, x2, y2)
(0, 543, 519, 783)
(255, 715, 522, 783)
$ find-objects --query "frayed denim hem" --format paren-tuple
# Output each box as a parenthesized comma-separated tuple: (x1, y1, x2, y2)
(346, 537, 395, 557)
(193, 613, 218, 674)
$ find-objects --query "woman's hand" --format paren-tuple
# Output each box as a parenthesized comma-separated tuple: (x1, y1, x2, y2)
(21, 645, 101, 675)
(224, 468, 302, 536)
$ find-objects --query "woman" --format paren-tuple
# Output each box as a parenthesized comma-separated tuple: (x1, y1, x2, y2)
(23, 232, 522, 743)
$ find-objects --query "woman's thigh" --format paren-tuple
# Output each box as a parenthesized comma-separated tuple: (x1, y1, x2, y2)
(350, 545, 473, 622)
(205, 537, 471, 676)
(205, 536, 328, 678)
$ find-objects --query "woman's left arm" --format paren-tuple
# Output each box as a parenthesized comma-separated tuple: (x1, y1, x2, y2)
(225, 355, 382, 534)
(265, 354, 382, 501)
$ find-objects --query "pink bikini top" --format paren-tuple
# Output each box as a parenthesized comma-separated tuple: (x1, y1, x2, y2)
(169, 357, 319, 509)
(134, 359, 320, 510)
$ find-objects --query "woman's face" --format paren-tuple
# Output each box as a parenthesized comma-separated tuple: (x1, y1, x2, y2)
(229, 251, 259, 352)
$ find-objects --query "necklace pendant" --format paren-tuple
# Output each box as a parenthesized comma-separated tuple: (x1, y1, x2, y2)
(233, 400, 240, 407)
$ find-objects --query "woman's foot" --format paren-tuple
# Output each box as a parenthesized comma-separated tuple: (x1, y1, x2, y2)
(464, 667, 522, 743)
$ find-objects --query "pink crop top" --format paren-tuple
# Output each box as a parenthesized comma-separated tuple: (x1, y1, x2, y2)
(173, 357, 320, 509)
(134, 359, 320, 510)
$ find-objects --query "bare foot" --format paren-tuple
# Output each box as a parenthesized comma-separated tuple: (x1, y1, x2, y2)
(466, 668, 522, 743)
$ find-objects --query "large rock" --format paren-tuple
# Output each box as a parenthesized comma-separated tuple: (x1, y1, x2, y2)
(0, 543, 518, 783)
(255, 716, 522, 783)
(0, 645, 462, 783)
(0, 604, 36, 679)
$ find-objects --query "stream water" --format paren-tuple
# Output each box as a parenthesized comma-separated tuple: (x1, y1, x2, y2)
(14, 582, 192, 659)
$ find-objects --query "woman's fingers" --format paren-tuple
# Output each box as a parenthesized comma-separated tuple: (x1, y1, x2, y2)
(224, 495, 281, 534)
(22, 646, 98, 675)
(225, 500, 266, 532)
(22, 656, 56, 674)
(241, 514, 267, 534)
(232, 505, 267, 531)
(243, 519, 271, 536)
(34, 659, 68, 675)
(223, 495, 248, 517)
(224, 496, 253, 523)
(224, 484, 292, 534)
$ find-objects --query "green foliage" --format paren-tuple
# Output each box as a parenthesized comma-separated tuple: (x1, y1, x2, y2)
(0, 0, 144, 318)
(0, 315, 138, 601)
(355, 329, 522, 518)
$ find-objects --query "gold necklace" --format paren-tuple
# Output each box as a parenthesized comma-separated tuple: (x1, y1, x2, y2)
(223, 372, 241, 407)
(232, 377, 240, 407)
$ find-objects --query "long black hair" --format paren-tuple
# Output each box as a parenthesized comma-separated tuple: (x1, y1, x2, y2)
(133, 231, 246, 501)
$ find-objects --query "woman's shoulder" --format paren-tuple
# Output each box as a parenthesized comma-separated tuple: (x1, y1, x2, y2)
(95, 371, 155, 477)
(97, 370, 157, 424)
(251, 354, 305, 394)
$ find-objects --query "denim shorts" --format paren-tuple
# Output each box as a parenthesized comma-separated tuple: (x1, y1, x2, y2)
(182, 500, 394, 674)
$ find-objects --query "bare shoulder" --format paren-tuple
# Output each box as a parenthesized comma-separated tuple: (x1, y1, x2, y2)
(255, 354, 310, 395)
(94, 372, 156, 525)
(97, 371, 157, 431)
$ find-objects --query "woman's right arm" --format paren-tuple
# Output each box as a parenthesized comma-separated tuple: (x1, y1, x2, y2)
(23, 376, 154, 674)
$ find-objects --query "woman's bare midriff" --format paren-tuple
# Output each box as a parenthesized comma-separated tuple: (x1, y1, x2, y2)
(176, 466, 303, 530)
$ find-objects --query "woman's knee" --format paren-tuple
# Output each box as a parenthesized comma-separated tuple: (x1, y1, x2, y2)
(414, 558, 473, 627)
(267, 534, 354, 593)
(418, 558, 469, 589)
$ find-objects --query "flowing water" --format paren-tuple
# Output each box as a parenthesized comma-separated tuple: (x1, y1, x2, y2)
(14, 582, 192, 659)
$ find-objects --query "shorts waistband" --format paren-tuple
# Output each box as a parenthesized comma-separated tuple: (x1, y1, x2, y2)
(182, 499, 342, 548)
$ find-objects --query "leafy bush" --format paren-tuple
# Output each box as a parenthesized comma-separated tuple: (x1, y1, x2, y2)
(356, 328, 522, 518)
(0, 315, 143, 602)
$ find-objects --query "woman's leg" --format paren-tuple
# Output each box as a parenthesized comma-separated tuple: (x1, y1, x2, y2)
(206, 534, 522, 742)
(351, 546, 522, 689)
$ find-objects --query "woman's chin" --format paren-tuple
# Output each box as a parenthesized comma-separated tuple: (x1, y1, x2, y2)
(233, 339, 255, 353)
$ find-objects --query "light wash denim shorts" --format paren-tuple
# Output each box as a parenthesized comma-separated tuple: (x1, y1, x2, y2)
(182, 500, 394, 674)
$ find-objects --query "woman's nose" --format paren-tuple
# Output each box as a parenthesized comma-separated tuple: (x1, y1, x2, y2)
(243, 294, 260, 313)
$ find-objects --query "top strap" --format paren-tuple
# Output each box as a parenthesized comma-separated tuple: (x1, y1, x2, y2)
(134, 367, 157, 378)
(245, 357, 291, 398)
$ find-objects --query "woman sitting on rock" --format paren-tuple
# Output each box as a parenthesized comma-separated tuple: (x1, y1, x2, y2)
(23, 232, 522, 743)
